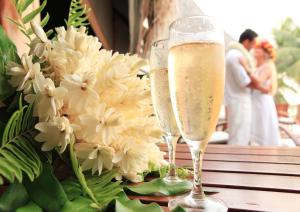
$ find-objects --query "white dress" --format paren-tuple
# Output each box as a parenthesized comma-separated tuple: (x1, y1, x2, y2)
(251, 65, 281, 146)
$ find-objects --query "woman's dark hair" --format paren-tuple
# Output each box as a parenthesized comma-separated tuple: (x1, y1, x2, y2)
(239, 29, 258, 43)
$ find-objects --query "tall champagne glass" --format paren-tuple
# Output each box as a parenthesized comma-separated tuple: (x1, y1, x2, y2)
(168, 16, 227, 211)
(150, 39, 182, 183)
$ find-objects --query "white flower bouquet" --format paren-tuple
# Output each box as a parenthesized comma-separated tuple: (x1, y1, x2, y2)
(9, 22, 165, 182)
(0, 1, 193, 211)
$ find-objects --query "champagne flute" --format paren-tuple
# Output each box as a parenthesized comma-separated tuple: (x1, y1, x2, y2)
(150, 39, 182, 183)
(168, 16, 227, 211)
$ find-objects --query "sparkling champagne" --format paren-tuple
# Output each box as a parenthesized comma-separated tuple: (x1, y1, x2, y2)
(168, 42, 225, 145)
(150, 68, 179, 136)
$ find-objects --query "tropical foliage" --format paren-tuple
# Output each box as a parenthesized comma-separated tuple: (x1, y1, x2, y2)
(273, 18, 300, 103)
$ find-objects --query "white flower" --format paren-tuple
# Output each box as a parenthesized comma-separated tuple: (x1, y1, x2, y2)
(60, 72, 99, 114)
(113, 140, 151, 182)
(56, 26, 102, 54)
(35, 116, 73, 153)
(47, 26, 102, 79)
(29, 22, 52, 59)
(7, 54, 43, 93)
(31, 77, 67, 121)
(75, 143, 115, 175)
(31, 21, 49, 43)
(75, 104, 122, 144)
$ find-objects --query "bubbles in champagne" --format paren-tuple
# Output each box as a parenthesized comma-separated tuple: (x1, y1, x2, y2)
(168, 42, 225, 144)
(150, 68, 179, 136)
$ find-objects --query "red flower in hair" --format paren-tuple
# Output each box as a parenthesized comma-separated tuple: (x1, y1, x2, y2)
(255, 39, 276, 60)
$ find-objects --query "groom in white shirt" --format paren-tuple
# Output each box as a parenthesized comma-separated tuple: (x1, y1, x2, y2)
(225, 29, 258, 145)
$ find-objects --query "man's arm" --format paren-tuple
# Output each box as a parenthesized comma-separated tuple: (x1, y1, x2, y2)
(228, 54, 252, 88)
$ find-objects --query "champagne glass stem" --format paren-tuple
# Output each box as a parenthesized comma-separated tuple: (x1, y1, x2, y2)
(165, 135, 178, 178)
(187, 140, 205, 200)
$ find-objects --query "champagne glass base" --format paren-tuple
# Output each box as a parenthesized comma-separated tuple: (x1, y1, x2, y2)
(163, 175, 183, 184)
(168, 193, 227, 212)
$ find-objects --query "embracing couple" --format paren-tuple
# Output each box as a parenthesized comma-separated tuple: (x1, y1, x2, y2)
(225, 29, 280, 146)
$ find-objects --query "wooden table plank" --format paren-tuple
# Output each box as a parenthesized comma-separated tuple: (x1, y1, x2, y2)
(130, 187, 300, 212)
(160, 144, 300, 156)
(169, 152, 300, 165)
(154, 144, 300, 211)
(173, 160, 300, 176)
(201, 171, 300, 193)
(207, 145, 300, 157)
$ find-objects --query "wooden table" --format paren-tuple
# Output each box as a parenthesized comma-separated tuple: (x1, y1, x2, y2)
(132, 144, 300, 212)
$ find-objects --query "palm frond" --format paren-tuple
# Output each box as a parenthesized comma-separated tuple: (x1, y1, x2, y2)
(0, 102, 42, 185)
(66, 0, 90, 28)
(12, 0, 49, 41)
(61, 170, 122, 210)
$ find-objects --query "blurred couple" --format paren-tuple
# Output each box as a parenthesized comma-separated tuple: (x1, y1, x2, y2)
(225, 29, 281, 146)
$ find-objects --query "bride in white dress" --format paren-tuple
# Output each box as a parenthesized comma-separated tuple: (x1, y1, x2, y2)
(248, 40, 281, 146)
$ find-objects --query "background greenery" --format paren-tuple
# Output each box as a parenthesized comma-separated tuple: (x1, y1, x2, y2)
(273, 18, 300, 104)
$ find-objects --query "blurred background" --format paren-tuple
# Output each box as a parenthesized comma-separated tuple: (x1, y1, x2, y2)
(1, 0, 300, 144)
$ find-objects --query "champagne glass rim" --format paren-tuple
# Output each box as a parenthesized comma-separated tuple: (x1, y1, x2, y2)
(169, 15, 217, 31)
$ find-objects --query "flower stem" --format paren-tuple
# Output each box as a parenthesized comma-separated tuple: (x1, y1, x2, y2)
(69, 137, 98, 203)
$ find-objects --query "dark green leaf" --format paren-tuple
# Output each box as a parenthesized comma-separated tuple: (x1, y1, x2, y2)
(126, 178, 192, 196)
(0, 26, 18, 101)
(0, 75, 14, 102)
(23, 163, 68, 212)
(61, 178, 83, 201)
(171, 206, 186, 212)
(22, 0, 47, 24)
(0, 184, 29, 212)
(61, 197, 94, 212)
(115, 192, 162, 212)
(16, 201, 43, 212)
(6, 92, 21, 113)
(0, 120, 5, 141)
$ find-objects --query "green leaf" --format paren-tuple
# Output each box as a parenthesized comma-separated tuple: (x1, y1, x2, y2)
(61, 178, 82, 201)
(40, 13, 50, 28)
(19, 0, 35, 13)
(66, 0, 90, 27)
(0, 26, 18, 56)
(0, 75, 14, 102)
(23, 163, 68, 212)
(69, 139, 98, 203)
(61, 197, 94, 212)
(0, 184, 29, 212)
(46, 29, 54, 37)
(22, 0, 47, 24)
(171, 206, 186, 212)
(0, 26, 18, 101)
(16, 201, 43, 212)
(126, 178, 192, 196)
(115, 192, 162, 212)
(0, 120, 5, 140)
(0, 137, 41, 184)
(0, 157, 23, 182)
